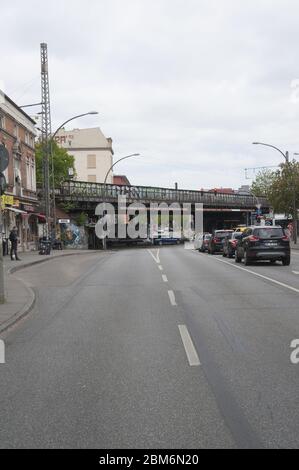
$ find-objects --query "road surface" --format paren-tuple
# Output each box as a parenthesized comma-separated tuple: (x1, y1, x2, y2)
(1, 247, 299, 448)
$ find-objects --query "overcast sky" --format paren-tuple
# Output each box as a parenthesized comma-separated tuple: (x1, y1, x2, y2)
(1, 0, 299, 189)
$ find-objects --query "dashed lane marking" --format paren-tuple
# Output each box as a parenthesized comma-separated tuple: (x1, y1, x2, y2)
(168, 290, 177, 306)
(178, 325, 201, 366)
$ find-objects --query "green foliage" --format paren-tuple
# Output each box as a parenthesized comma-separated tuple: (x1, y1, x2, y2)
(251, 169, 277, 198)
(251, 161, 299, 217)
(75, 212, 88, 227)
(59, 201, 75, 212)
(35, 140, 76, 187)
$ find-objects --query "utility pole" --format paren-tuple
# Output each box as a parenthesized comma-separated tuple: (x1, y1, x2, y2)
(40, 43, 52, 237)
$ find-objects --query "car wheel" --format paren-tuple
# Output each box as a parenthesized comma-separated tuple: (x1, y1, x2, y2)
(235, 251, 242, 263)
(228, 251, 234, 259)
(223, 250, 227, 257)
(244, 250, 251, 266)
(270, 259, 276, 264)
(282, 256, 290, 266)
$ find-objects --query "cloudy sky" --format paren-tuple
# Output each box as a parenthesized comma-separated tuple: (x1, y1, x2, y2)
(1, 0, 299, 190)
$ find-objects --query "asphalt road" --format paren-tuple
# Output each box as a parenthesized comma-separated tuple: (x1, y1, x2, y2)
(1, 246, 299, 448)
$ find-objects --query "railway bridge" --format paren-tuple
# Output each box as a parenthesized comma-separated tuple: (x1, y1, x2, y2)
(54, 181, 270, 246)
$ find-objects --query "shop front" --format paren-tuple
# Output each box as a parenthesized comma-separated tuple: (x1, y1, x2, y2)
(1, 196, 40, 255)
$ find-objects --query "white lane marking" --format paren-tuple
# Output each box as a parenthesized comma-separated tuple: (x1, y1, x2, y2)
(208, 256, 299, 295)
(147, 249, 160, 264)
(162, 274, 168, 283)
(292, 271, 299, 275)
(158, 265, 163, 271)
(168, 290, 177, 306)
(178, 325, 201, 366)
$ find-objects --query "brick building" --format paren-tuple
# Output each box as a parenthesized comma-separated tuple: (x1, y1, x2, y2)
(0, 90, 39, 253)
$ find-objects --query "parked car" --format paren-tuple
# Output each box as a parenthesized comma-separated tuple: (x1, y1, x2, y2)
(153, 229, 181, 245)
(194, 233, 212, 252)
(223, 232, 243, 258)
(208, 230, 234, 254)
(235, 226, 290, 265)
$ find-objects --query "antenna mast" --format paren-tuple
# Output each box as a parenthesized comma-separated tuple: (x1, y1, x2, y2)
(40, 43, 52, 236)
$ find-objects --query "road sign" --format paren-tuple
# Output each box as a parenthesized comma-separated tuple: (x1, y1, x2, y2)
(0, 145, 9, 172)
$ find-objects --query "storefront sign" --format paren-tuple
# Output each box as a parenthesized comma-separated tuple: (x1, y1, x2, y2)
(58, 218, 70, 224)
(0, 194, 14, 209)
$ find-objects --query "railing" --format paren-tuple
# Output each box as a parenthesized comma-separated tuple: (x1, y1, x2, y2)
(56, 181, 269, 208)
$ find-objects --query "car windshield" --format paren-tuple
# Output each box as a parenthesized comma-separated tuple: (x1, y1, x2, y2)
(254, 228, 284, 239)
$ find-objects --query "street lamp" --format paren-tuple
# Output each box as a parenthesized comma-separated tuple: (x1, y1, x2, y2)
(102, 153, 140, 249)
(252, 142, 289, 162)
(50, 111, 99, 230)
(252, 142, 297, 243)
(103, 153, 140, 185)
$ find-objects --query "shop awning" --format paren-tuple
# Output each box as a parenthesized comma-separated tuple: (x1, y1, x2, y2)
(4, 207, 27, 214)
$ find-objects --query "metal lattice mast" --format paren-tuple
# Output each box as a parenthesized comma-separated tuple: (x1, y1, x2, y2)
(40, 43, 52, 236)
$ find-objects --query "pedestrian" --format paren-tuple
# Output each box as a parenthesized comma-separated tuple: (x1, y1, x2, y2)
(9, 226, 21, 261)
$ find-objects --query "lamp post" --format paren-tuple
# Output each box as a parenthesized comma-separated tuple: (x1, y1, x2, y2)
(102, 153, 140, 249)
(50, 111, 99, 231)
(252, 142, 297, 243)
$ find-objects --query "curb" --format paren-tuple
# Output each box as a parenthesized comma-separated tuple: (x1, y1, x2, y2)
(0, 250, 100, 334)
(0, 276, 36, 335)
(7, 250, 99, 275)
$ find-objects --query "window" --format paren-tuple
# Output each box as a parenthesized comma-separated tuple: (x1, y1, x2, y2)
(87, 154, 96, 169)
(14, 124, 18, 138)
(88, 175, 97, 183)
(0, 113, 5, 130)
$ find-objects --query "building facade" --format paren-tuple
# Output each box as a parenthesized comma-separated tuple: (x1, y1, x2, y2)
(0, 90, 39, 253)
(113, 175, 131, 186)
(55, 127, 114, 184)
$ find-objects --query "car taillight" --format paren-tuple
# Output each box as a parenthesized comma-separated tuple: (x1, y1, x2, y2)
(231, 240, 237, 246)
(282, 235, 289, 241)
(214, 237, 221, 242)
(248, 235, 260, 242)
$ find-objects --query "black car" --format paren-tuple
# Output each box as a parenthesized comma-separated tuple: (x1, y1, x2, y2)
(223, 232, 243, 258)
(235, 226, 290, 265)
(208, 230, 234, 254)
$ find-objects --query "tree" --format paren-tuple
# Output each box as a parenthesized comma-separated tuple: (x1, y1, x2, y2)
(35, 140, 76, 187)
(268, 160, 299, 217)
(251, 161, 299, 217)
(251, 169, 278, 198)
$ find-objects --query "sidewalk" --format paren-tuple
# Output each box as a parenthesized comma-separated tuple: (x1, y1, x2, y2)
(291, 242, 299, 251)
(0, 249, 98, 334)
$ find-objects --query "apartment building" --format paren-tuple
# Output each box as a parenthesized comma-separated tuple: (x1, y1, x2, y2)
(0, 90, 39, 252)
(55, 127, 114, 183)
